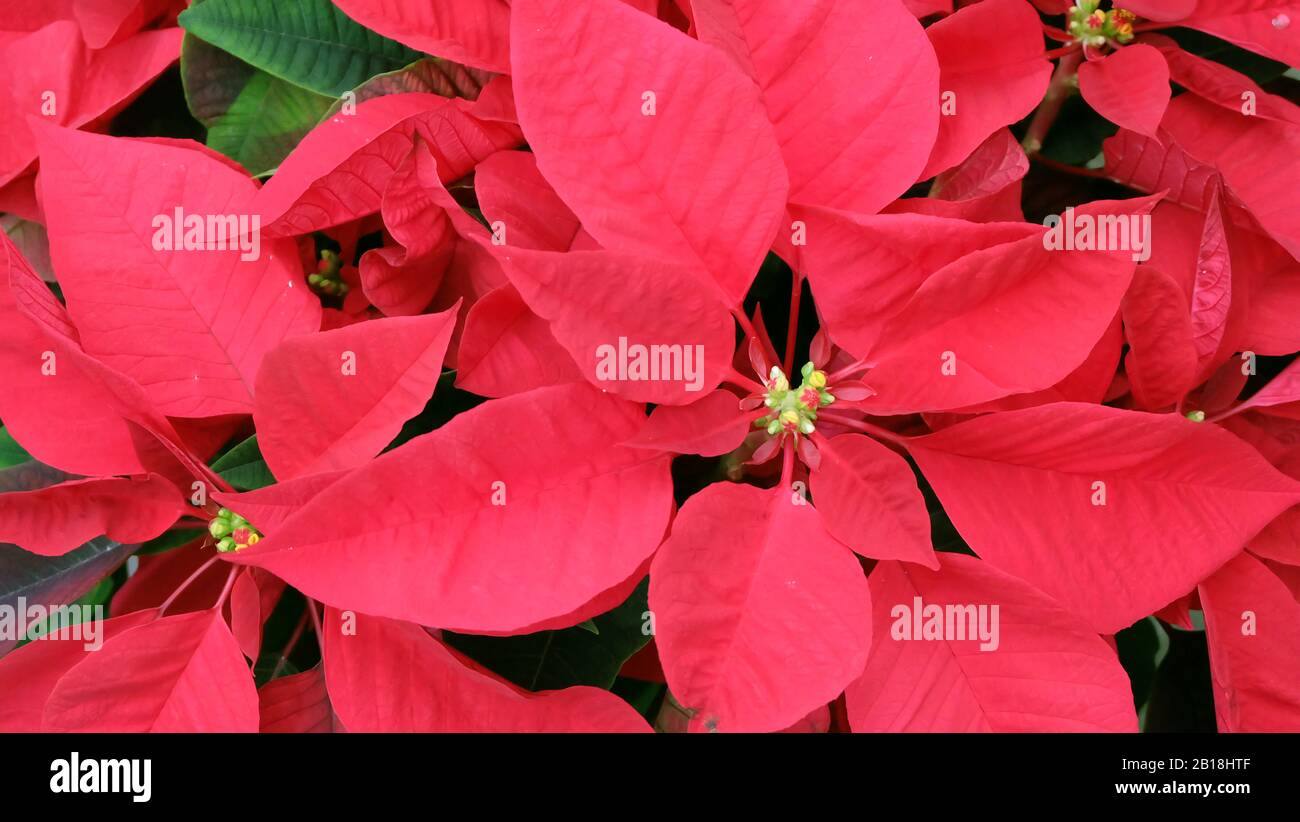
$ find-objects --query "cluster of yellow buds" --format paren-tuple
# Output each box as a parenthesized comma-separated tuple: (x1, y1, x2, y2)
(754, 362, 836, 437)
(209, 507, 262, 553)
(307, 249, 350, 297)
(1068, 2, 1136, 47)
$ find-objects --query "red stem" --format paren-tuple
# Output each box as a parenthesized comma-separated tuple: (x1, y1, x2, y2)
(307, 598, 324, 640)
(779, 437, 796, 487)
(1029, 153, 1111, 179)
(270, 606, 311, 680)
(1042, 24, 1074, 43)
(1044, 44, 1082, 60)
(726, 366, 763, 394)
(819, 412, 908, 447)
(212, 565, 239, 611)
(1023, 50, 1084, 155)
(731, 307, 759, 345)
(828, 357, 873, 383)
(156, 555, 221, 617)
(783, 271, 804, 375)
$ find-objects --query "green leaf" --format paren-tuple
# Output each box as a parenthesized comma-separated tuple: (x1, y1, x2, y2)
(178, 0, 423, 98)
(181, 33, 333, 176)
(254, 651, 299, 687)
(1115, 616, 1170, 718)
(385, 371, 484, 452)
(0, 427, 31, 470)
(211, 435, 276, 491)
(136, 528, 204, 557)
(1041, 95, 1117, 167)
(444, 578, 653, 692)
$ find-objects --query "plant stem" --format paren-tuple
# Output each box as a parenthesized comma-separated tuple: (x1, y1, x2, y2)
(212, 565, 239, 611)
(1023, 50, 1084, 155)
(156, 555, 221, 617)
(726, 366, 763, 394)
(780, 437, 796, 487)
(819, 412, 908, 447)
(783, 271, 804, 375)
(270, 607, 311, 680)
(1029, 153, 1111, 179)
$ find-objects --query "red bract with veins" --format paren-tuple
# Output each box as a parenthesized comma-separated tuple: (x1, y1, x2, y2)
(0, 0, 1299, 737)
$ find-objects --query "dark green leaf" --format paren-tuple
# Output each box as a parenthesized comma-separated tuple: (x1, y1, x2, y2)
(135, 528, 204, 557)
(179, 0, 423, 98)
(444, 578, 653, 691)
(211, 435, 276, 491)
(0, 426, 31, 470)
(1115, 616, 1170, 718)
(181, 33, 333, 176)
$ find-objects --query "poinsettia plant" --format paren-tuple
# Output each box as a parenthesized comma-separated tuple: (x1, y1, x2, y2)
(1, 0, 1299, 734)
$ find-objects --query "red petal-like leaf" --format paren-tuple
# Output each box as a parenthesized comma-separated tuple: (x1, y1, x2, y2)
(0, 23, 181, 186)
(332, 0, 510, 72)
(1122, 265, 1197, 411)
(692, 0, 938, 214)
(1200, 551, 1300, 731)
(254, 308, 457, 480)
(793, 206, 1037, 358)
(627, 389, 750, 457)
(259, 663, 341, 733)
(1077, 45, 1170, 139)
(499, 248, 735, 405)
(255, 94, 519, 237)
(922, 0, 1051, 177)
(455, 283, 583, 398)
(0, 475, 185, 557)
(473, 150, 589, 251)
(847, 555, 1137, 731)
(44, 609, 258, 732)
(322, 609, 650, 731)
(357, 141, 457, 316)
(907, 403, 1300, 633)
(0, 609, 155, 732)
(510, 0, 788, 305)
(34, 125, 321, 418)
(809, 434, 937, 569)
(649, 482, 872, 732)
(1163, 92, 1300, 261)
(232, 385, 673, 633)
(862, 196, 1160, 413)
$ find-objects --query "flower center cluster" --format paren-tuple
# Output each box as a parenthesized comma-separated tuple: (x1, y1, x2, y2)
(307, 249, 350, 296)
(754, 363, 835, 437)
(209, 507, 261, 553)
(1068, 2, 1136, 47)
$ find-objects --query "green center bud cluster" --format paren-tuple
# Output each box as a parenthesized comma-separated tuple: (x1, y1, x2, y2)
(1067, 2, 1137, 47)
(209, 507, 262, 553)
(307, 249, 350, 297)
(754, 362, 835, 437)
